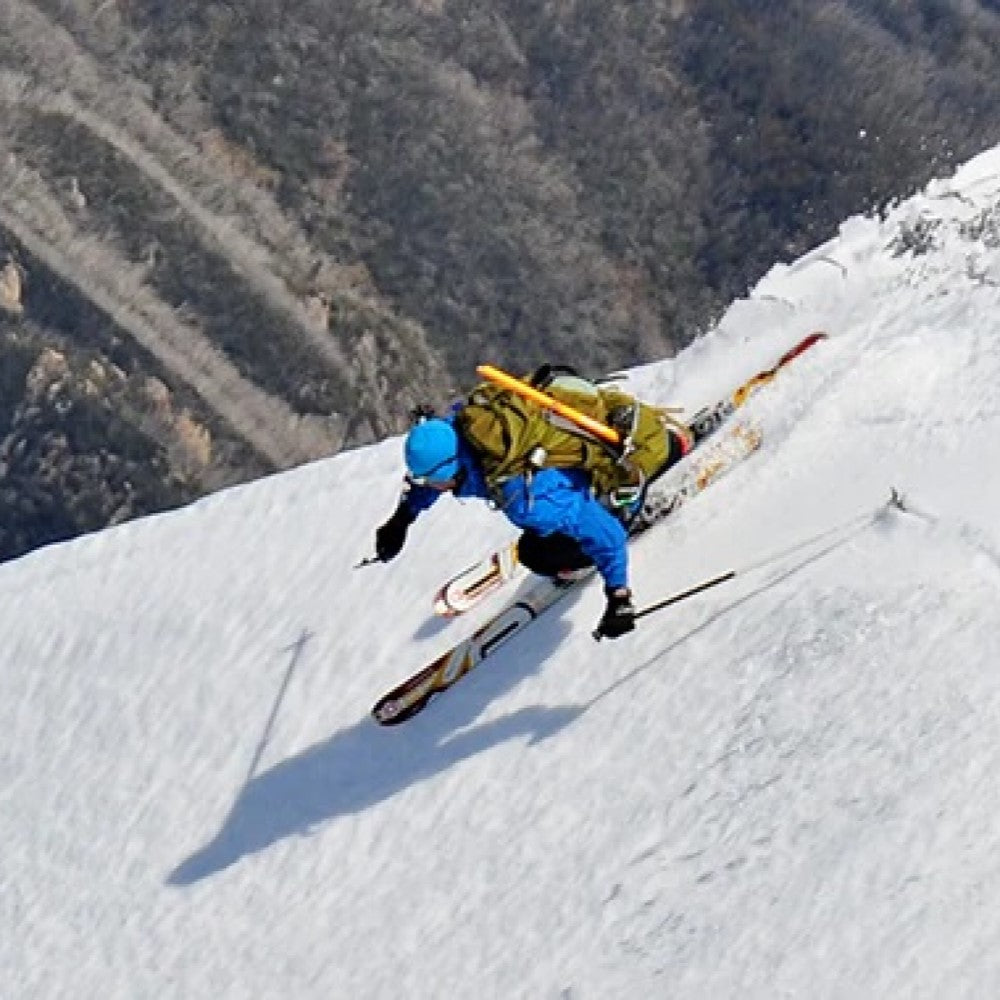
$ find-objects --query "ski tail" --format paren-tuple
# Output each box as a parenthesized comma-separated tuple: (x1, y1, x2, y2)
(433, 541, 520, 616)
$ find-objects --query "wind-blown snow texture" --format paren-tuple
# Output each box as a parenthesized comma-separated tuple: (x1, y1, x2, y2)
(5, 149, 1000, 999)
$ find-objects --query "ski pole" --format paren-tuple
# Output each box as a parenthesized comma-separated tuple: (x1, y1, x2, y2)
(634, 570, 736, 622)
(592, 571, 735, 640)
(621, 487, 903, 633)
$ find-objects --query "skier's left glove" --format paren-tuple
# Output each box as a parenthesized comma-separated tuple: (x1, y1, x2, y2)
(375, 502, 416, 562)
(596, 586, 636, 640)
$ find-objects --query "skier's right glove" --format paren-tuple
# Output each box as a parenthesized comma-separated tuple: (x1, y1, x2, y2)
(375, 502, 416, 562)
(595, 586, 636, 640)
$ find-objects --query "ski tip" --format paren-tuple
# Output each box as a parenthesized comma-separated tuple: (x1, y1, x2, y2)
(780, 331, 828, 364)
(372, 695, 428, 726)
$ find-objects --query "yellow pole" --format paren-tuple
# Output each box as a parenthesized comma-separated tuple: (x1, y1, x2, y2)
(476, 364, 621, 445)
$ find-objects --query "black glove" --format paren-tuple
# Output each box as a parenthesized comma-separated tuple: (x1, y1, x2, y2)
(375, 502, 416, 562)
(596, 586, 636, 640)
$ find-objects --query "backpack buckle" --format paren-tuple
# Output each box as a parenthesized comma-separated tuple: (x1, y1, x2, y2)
(527, 445, 548, 469)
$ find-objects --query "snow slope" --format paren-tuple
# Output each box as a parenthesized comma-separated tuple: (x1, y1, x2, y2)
(5, 148, 1000, 999)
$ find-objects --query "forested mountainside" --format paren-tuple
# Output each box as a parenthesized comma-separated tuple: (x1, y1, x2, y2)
(2, 0, 1000, 561)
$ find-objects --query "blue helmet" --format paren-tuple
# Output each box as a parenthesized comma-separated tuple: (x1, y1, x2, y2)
(404, 418, 460, 483)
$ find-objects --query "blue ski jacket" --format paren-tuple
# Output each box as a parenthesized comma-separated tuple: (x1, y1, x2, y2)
(402, 419, 629, 589)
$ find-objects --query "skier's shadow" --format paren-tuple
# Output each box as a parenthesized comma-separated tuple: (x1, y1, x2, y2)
(167, 592, 585, 886)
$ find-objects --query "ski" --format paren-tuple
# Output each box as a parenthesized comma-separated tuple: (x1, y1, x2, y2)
(372, 419, 763, 725)
(431, 331, 827, 616)
(630, 420, 762, 529)
(373, 574, 577, 726)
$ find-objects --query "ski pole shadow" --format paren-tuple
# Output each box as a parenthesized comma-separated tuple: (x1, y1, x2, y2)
(167, 592, 586, 887)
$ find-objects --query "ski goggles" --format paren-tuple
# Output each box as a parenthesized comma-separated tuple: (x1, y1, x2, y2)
(406, 454, 460, 486)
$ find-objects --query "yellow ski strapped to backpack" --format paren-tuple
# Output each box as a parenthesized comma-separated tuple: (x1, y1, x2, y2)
(476, 365, 621, 444)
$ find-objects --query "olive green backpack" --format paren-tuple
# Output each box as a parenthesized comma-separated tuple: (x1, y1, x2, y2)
(455, 368, 685, 504)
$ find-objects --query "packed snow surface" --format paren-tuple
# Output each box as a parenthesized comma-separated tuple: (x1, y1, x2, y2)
(5, 149, 1000, 999)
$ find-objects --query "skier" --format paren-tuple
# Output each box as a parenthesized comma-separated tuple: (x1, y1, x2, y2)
(374, 410, 690, 640)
